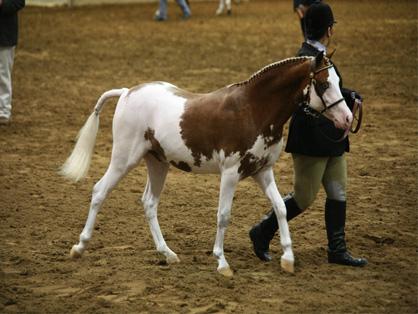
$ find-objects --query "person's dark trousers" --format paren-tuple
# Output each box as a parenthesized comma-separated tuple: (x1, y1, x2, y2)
(249, 196, 302, 261)
(325, 198, 368, 267)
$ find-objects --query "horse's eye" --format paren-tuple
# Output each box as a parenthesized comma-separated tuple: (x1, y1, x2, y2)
(315, 81, 329, 96)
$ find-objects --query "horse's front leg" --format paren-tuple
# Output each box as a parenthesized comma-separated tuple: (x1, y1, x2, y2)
(213, 170, 239, 277)
(252, 168, 294, 273)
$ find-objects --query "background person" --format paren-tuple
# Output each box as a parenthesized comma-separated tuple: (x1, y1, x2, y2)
(0, 0, 25, 125)
(154, 0, 191, 21)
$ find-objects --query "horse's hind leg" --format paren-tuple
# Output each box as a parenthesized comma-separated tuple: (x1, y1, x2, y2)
(141, 155, 179, 264)
(70, 160, 132, 258)
(252, 168, 294, 273)
(70, 134, 146, 258)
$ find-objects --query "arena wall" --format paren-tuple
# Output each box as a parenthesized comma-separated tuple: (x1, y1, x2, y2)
(27, 0, 156, 6)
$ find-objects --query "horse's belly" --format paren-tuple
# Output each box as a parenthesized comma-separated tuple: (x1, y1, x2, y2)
(163, 148, 224, 174)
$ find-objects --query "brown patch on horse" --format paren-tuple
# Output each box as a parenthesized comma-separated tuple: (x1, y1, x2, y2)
(179, 86, 258, 167)
(313, 60, 331, 97)
(170, 161, 192, 172)
(238, 153, 269, 178)
(262, 125, 283, 148)
(179, 57, 313, 167)
(144, 128, 166, 162)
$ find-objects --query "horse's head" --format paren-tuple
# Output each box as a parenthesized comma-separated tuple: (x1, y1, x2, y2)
(307, 52, 352, 130)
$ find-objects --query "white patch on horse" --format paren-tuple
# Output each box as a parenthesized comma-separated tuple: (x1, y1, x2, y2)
(128, 83, 197, 169)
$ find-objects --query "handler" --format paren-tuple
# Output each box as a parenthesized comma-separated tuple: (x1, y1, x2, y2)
(249, 1, 367, 267)
(293, 0, 320, 39)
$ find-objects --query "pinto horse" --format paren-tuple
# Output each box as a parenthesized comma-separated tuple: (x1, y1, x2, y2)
(61, 53, 352, 276)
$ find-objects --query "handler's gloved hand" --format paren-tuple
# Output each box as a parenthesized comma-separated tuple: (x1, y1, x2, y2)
(351, 91, 363, 103)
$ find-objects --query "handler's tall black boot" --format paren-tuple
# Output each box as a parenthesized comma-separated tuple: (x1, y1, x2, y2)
(249, 195, 303, 261)
(325, 198, 367, 267)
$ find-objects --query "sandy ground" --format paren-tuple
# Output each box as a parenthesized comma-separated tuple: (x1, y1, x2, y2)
(0, 0, 417, 313)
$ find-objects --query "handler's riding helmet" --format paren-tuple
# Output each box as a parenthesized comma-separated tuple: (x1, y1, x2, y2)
(305, 2, 336, 40)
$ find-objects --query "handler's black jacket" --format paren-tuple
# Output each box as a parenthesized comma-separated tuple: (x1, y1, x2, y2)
(0, 0, 25, 47)
(285, 42, 355, 157)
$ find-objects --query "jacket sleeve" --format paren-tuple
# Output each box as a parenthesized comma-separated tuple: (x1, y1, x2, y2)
(0, 0, 25, 17)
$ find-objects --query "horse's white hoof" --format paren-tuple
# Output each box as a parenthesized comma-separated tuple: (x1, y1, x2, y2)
(217, 266, 234, 277)
(216, 9, 222, 15)
(70, 245, 82, 259)
(166, 254, 180, 264)
(280, 257, 294, 273)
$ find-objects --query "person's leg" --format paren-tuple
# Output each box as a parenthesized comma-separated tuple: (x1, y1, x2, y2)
(249, 154, 327, 261)
(0, 47, 15, 123)
(155, 0, 168, 20)
(249, 194, 302, 261)
(175, 0, 191, 18)
(323, 155, 367, 266)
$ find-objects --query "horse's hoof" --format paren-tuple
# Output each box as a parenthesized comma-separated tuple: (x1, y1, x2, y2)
(70, 246, 82, 259)
(281, 257, 294, 273)
(227, 9, 232, 15)
(166, 254, 180, 264)
(218, 266, 234, 277)
(216, 9, 222, 15)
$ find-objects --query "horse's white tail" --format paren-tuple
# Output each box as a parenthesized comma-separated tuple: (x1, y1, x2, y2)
(60, 88, 128, 182)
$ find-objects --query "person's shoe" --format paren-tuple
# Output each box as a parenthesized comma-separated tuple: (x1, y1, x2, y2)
(182, 12, 191, 20)
(328, 251, 368, 267)
(154, 10, 167, 21)
(154, 15, 166, 21)
(0, 116, 11, 125)
(249, 226, 272, 261)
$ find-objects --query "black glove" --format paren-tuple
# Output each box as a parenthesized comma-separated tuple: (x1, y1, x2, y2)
(351, 91, 363, 102)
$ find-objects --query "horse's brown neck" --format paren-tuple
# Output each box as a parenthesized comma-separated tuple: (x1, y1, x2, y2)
(245, 59, 311, 131)
(178, 58, 312, 167)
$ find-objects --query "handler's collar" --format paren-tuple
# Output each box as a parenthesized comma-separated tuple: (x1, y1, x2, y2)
(306, 40, 327, 54)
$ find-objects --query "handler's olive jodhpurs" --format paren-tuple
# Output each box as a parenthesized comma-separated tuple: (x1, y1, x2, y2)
(292, 153, 347, 210)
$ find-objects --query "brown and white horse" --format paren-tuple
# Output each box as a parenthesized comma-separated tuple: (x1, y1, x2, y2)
(61, 53, 352, 276)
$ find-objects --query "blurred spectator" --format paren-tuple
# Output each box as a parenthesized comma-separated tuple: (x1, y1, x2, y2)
(0, 0, 25, 125)
(154, 0, 191, 21)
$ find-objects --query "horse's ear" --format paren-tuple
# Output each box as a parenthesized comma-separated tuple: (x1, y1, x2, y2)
(315, 51, 324, 68)
(326, 48, 336, 59)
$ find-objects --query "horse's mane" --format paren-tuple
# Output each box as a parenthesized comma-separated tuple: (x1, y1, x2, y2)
(234, 56, 313, 87)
